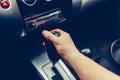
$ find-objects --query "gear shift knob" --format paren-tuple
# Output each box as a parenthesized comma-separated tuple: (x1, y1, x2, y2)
(52, 32, 60, 37)
(44, 32, 60, 63)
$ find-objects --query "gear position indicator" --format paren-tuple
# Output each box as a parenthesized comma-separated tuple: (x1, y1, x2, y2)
(21, 0, 37, 6)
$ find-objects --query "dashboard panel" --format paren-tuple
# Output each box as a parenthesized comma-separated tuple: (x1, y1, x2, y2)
(0, 0, 120, 80)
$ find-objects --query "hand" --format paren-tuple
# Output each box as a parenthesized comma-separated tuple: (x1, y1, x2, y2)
(42, 29, 79, 60)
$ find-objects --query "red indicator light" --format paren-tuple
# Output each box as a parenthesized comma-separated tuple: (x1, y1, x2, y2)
(0, 0, 10, 9)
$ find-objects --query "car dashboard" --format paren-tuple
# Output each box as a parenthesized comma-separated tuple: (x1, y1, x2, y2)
(0, 0, 120, 80)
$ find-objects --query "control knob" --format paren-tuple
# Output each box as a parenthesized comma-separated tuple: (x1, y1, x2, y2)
(21, 0, 37, 6)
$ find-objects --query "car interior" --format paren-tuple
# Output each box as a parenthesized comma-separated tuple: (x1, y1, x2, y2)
(0, 0, 120, 80)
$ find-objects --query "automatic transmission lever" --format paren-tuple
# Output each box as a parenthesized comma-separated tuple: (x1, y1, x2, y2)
(44, 32, 61, 63)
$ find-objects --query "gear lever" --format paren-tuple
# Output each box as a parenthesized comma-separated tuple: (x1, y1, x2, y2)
(44, 32, 61, 63)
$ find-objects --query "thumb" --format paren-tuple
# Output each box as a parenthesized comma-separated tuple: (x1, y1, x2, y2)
(42, 30, 57, 42)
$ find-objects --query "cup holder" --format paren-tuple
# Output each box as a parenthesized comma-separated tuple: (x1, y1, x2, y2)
(110, 39, 120, 65)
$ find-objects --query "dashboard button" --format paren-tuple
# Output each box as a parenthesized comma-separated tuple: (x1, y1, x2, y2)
(0, 0, 10, 9)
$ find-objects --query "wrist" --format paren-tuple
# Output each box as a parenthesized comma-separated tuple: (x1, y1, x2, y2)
(63, 48, 81, 63)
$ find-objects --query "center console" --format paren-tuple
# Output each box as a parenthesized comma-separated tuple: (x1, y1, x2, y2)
(0, 0, 81, 80)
